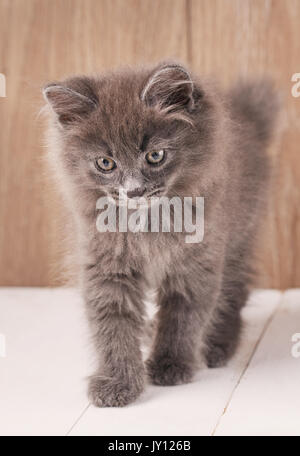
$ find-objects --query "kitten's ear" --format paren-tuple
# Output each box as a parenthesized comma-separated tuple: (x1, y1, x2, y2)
(42, 78, 98, 125)
(141, 64, 194, 113)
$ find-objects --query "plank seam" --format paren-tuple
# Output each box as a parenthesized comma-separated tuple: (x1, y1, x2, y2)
(65, 402, 91, 436)
(185, 0, 193, 66)
(210, 291, 284, 436)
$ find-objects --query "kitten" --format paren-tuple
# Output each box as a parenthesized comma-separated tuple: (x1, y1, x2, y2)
(43, 62, 279, 407)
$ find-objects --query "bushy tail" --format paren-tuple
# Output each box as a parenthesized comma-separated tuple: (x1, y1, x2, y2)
(228, 79, 281, 145)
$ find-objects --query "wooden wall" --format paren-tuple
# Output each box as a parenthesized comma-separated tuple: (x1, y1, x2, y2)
(0, 0, 299, 288)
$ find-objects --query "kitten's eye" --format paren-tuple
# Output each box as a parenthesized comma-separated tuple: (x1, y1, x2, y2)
(146, 149, 165, 165)
(95, 156, 116, 172)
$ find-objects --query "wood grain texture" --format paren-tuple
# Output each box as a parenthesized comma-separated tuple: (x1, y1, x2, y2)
(0, 0, 299, 287)
(0, 0, 188, 286)
(189, 0, 300, 288)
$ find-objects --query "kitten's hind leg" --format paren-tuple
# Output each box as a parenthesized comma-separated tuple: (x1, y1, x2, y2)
(204, 304, 243, 368)
(204, 271, 250, 368)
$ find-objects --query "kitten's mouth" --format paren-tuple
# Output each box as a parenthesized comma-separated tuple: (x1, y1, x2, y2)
(147, 188, 164, 198)
(107, 188, 165, 206)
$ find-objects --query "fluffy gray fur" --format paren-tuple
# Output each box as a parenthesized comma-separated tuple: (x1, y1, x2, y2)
(43, 62, 279, 407)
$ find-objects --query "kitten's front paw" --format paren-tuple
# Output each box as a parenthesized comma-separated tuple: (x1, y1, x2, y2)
(88, 375, 144, 407)
(147, 357, 193, 386)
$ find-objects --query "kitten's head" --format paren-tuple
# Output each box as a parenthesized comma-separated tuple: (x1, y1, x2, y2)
(43, 62, 215, 206)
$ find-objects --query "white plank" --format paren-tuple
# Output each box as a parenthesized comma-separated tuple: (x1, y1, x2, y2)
(0, 288, 91, 436)
(215, 289, 300, 436)
(70, 290, 281, 436)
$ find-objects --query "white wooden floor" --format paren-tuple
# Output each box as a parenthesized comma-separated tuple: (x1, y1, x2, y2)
(0, 287, 299, 436)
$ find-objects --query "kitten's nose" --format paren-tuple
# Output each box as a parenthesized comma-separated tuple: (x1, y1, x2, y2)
(127, 187, 146, 198)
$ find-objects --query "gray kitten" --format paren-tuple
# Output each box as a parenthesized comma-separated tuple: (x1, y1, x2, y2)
(43, 62, 279, 407)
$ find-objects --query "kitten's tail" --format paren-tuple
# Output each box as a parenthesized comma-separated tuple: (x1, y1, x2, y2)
(228, 79, 281, 145)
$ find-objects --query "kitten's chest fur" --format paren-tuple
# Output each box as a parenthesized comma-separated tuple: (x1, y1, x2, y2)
(139, 235, 174, 289)
(125, 231, 179, 290)
(89, 230, 178, 290)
